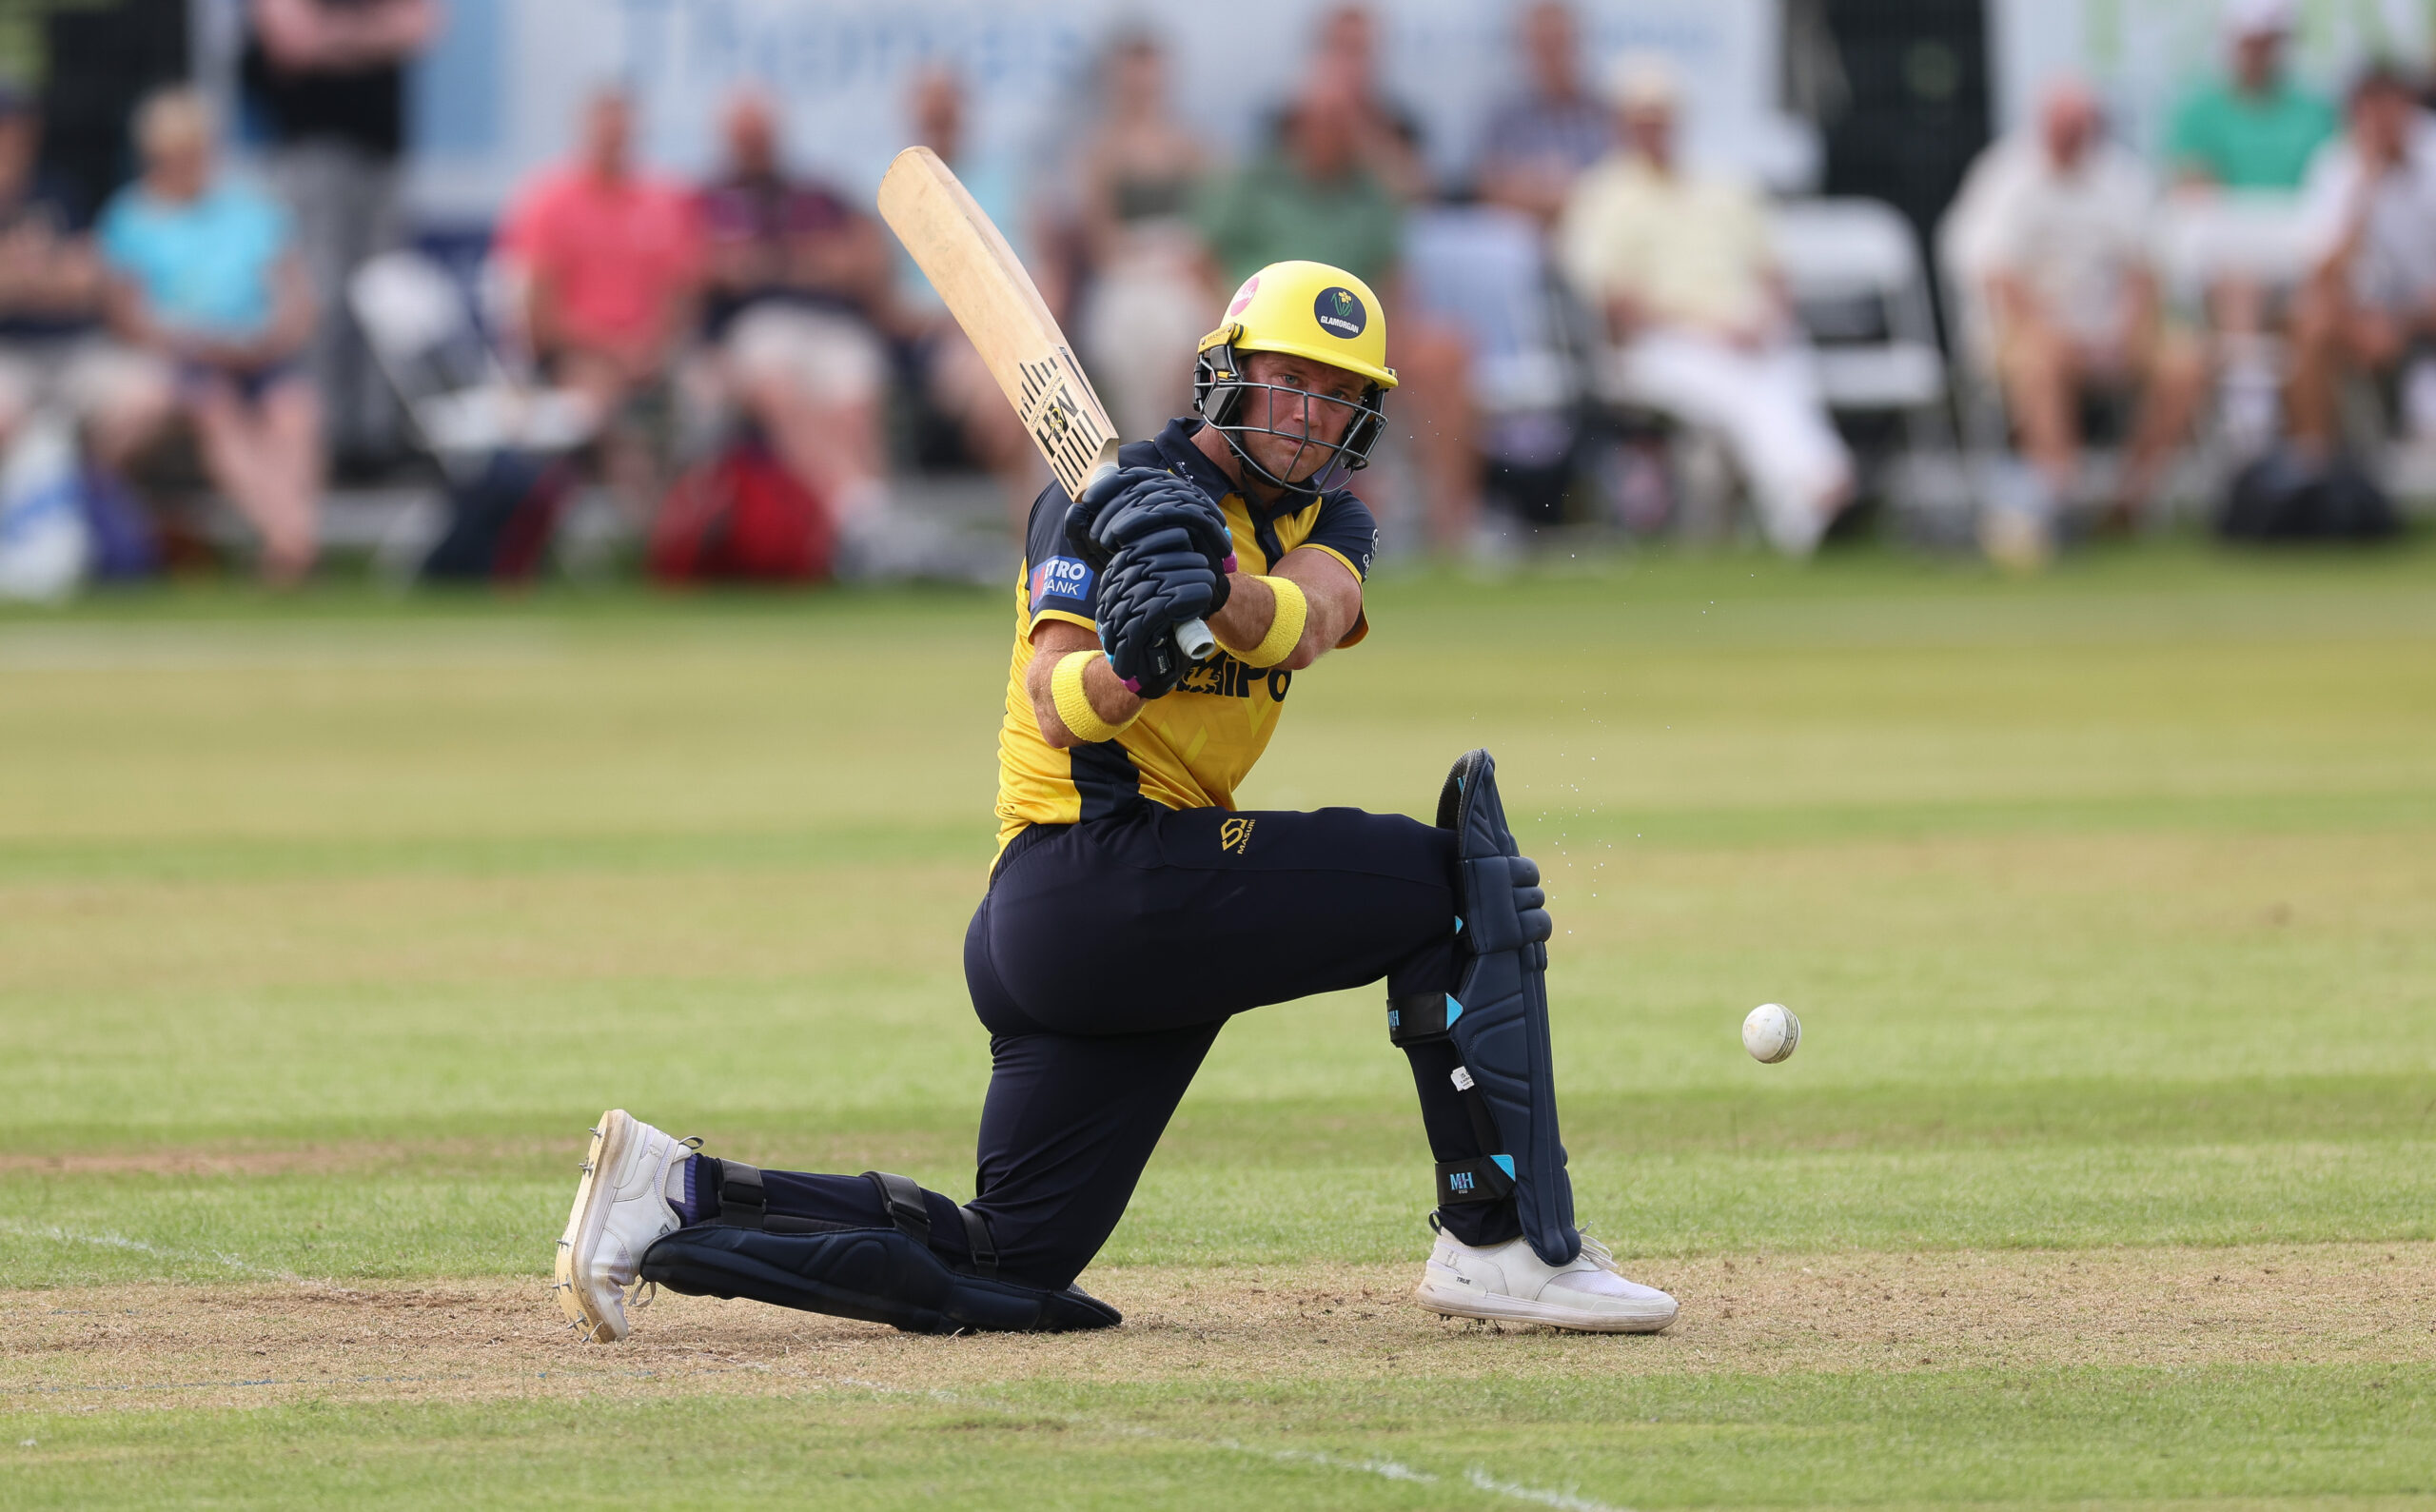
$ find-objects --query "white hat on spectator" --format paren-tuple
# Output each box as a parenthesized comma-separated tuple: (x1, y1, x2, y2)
(2222, 0, 2295, 40)
(1605, 50, 1681, 113)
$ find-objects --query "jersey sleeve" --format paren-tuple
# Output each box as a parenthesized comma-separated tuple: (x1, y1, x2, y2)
(1298, 490, 1378, 583)
(1022, 481, 1099, 632)
(1295, 490, 1378, 647)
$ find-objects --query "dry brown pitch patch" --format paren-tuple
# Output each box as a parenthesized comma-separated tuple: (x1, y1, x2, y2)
(6, 1242, 2432, 1414)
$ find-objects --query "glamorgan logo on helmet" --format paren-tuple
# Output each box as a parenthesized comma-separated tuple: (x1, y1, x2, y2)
(1314, 287, 1366, 339)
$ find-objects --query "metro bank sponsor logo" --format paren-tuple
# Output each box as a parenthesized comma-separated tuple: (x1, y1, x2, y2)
(1030, 556, 1092, 610)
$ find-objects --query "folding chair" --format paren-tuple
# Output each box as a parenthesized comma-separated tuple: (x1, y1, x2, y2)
(1403, 205, 1594, 525)
(1769, 197, 1951, 437)
(347, 249, 599, 486)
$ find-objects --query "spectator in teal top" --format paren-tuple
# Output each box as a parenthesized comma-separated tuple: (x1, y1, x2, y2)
(2166, 0, 2336, 190)
(99, 88, 321, 583)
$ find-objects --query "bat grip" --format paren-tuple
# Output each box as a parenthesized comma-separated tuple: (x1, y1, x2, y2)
(1174, 618, 1215, 662)
(1172, 553, 1233, 662)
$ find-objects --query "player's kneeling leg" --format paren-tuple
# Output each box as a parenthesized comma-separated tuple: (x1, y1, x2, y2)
(638, 1164, 1121, 1335)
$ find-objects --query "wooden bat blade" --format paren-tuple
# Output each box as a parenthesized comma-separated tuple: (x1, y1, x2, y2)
(878, 146, 1121, 500)
(878, 147, 1214, 665)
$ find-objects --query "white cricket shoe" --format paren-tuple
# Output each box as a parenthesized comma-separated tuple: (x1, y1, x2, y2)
(553, 1109, 690, 1343)
(1414, 1228, 1679, 1333)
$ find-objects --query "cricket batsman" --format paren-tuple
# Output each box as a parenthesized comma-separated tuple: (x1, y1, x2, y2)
(553, 261, 1679, 1340)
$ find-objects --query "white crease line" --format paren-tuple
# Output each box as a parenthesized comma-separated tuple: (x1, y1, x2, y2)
(1220, 1441, 1440, 1485)
(1468, 1466, 1633, 1511)
(0, 1219, 297, 1282)
(826, 1371, 1630, 1509)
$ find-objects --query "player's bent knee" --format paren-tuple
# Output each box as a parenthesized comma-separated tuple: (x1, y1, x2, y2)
(638, 1163, 1120, 1335)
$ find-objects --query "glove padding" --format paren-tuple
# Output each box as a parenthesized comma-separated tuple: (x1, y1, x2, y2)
(1094, 536, 1222, 698)
(1507, 855, 1554, 944)
(1067, 467, 1234, 617)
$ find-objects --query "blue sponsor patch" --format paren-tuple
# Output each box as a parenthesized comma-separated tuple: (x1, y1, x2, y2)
(1030, 556, 1094, 612)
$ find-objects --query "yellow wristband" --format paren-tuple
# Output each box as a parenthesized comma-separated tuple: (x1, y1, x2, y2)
(1051, 650, 1134, 743)
(1227, 575, 1307, 668)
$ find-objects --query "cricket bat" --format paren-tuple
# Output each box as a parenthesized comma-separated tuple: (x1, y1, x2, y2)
(878, 146, 1214, 662)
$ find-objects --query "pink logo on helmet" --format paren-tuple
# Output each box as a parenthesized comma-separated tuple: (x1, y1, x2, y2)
(1226, 276, 1261, 318)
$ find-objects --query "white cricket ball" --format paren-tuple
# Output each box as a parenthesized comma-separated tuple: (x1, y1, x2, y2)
(1742, 1003, 1800, 1064)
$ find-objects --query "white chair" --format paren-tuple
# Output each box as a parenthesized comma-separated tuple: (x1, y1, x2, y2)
(1769, 197, 1952, 429)
(1403, 205, 1583, 422)
(347, 250, 599, 484)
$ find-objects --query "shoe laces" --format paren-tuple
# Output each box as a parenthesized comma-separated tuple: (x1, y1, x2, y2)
(1576, 1231, 1620, 1273)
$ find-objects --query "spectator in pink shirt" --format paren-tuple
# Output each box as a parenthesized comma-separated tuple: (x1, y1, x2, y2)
(496, 90, 702, 511)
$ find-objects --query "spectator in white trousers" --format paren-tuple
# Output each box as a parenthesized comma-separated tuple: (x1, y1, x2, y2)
(1556, 54, 1852, 555)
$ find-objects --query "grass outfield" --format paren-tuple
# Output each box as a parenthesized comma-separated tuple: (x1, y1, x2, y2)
(3, 543, 2434, 1508)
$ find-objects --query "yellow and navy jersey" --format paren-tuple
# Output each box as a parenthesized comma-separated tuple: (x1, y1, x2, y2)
(995, 418, 1378, 847)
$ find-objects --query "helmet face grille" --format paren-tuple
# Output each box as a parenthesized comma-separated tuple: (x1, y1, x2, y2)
(1193, 340, 1387, 496)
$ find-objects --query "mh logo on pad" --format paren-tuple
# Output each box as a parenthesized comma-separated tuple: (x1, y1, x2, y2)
(1314, 286, 1366, 339)
(1448, 1170, 1477, 1192)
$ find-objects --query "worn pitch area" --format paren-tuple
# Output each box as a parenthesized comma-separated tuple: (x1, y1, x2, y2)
(9, 1244, 2434, 1412)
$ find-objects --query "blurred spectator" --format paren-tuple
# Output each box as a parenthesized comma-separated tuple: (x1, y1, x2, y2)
(496, 89, 703, 515)
(1201, 68, 1478, 549)
(1955, 78, 2204, 520)
(1557, 54, 1852, 556)
(1473, 1, 1610, 223)
(100, 88, 320, 583)
(2166, 0, 2334, 190)
(2157, 0, 2332, 451)
(694, 89, 891, 527)
(2289, 65, 2436, 450)
(1200, 72, 1400, 304)
(241, 0, 440, 474)
(0, 88, 167, 492)
(1306, 6, 1429, 201)
(893, 65, 1039, 529)
(1073, 29, 1213, 443)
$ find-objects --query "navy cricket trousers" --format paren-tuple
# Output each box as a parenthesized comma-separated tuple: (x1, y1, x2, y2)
(739, 801, 1523, 1289)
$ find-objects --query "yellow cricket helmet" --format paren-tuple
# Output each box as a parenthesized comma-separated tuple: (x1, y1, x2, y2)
(1206, 260, 1397, 389)
(1193, 260, 1397, 494)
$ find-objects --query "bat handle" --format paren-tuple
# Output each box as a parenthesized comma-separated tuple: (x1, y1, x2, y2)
(1172, 553, 1231, 662)
(1174, 618, 1215, 662)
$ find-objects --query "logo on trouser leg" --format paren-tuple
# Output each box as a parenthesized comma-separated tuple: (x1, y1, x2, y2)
(1218, 816, 1256, 854)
